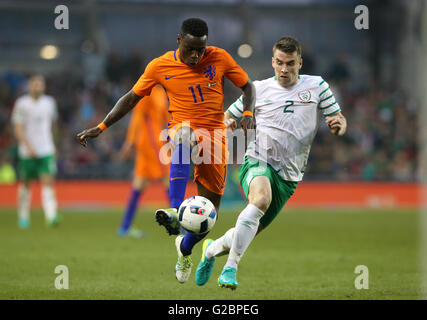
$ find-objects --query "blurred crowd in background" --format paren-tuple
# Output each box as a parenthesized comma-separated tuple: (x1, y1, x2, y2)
(0, 50, 418, 182)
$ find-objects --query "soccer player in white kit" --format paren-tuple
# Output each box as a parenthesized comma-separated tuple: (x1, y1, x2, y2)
(195, 37, 347, 289)
(11, 75, 59, 229)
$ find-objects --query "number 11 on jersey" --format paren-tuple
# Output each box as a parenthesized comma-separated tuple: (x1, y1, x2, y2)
(189, 84, 204, 103)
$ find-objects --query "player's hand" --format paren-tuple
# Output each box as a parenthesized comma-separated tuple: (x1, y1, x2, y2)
(239, 115, 256, 134)
(240, 115, 256, 151)
(325, 114, 346, 136)
(76, 127, 102, 147)
(224, 117, 237, 134)
(119, 142, 133, 160)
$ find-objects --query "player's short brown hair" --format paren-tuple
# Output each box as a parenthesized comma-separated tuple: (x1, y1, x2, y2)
(273, 37, 302, 57)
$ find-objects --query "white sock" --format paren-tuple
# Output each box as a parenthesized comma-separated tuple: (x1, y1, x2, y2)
(18, 185, 31, 220)
(205, 227, 235, 260)
(225, 204, 264, 270)
(41, 186, 57, 221)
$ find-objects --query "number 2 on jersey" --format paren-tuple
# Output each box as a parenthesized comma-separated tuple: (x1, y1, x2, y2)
(189, 84, 204, 103)
(284, 100, 294, 113)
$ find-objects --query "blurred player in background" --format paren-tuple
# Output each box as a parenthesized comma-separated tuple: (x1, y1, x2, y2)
(11, 75, 59, 229)
(77, 18, 255, 284)
(195, 37, 347, 290)
(118, 84, 170, 238)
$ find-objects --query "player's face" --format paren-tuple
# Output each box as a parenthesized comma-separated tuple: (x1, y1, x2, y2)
(272, 49, 302, 88)
(178, 34, 207, 67)
(28, 76, 45, 97)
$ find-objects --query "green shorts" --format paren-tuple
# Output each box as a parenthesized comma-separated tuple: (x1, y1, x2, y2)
(18, 154, 57, 181)
(239, 156, 298, 228)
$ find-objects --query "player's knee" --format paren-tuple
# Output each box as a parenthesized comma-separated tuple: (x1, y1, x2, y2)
(248, 190, 271, 213)
(40, 175, 54, 187)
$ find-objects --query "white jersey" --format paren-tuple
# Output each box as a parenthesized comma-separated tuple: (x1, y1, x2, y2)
(11, 94, 58, 158)
(227, 75, 341, 182)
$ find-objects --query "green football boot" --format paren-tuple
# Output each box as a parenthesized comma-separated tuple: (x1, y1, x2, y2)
(218, 266, 238, 290)
(195, 239, 215, 286)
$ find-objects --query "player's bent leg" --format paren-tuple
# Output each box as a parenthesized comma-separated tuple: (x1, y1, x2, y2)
(156, 125, 196, 235)
(175, 235, 193, 283)
(205, 227, 235, 259)
(247, 175, 272, 213)
(169, 125, 195, 209)
(227, 176, 270, 267)
(218, 176, 271, 290)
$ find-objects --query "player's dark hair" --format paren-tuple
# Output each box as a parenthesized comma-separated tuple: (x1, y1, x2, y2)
(273, 37, 302, 57)
(180, 18, 208, 37)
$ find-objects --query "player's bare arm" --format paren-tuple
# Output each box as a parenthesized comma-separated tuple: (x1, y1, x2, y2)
(325, 111, 347, 136)
(239, 79, 256, 132)
(76, 90, 143, 147)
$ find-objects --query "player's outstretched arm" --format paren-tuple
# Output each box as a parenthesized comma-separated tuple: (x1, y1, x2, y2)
(76, 90, 143, 147)
(239, 79, 256, 132)
(325, 111, 347, 136)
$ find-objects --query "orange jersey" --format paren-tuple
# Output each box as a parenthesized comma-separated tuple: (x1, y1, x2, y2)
(126, 85, 169, 151)
(132, 46, 248, 130)
(126, 85, 170, 179)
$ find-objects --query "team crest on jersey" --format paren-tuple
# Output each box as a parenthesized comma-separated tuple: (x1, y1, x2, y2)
(298, 89, 312, 103)
(203, 65, 216, 80)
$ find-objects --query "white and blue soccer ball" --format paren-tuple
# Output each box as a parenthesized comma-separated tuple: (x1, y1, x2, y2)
(178, 196, 217, 234)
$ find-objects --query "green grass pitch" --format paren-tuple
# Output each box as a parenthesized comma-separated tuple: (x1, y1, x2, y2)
(0, 206, 422, 299)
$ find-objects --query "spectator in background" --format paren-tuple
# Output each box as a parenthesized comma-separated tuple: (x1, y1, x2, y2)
(328, 53, 351, 84)
(299, 45, 316, 75)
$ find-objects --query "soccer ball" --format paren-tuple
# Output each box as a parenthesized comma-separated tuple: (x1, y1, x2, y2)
(178, 196, 217, 234)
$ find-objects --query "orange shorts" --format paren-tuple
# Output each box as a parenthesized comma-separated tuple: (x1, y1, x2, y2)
(134, 148, 169, 180)
(168, 122, 229, 195)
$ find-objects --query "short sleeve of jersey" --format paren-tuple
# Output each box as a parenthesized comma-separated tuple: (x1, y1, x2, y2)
(222, 50, 248, 88)
(11, 98, 25, 124)
(132, 59, 159, 97)
(317, 78, 341, 116)
(227, 95, 244, 120)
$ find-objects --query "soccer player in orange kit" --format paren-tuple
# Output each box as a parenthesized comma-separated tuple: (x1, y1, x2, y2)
(77, 18, 255, 284)
(117, 85, 170, 238)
